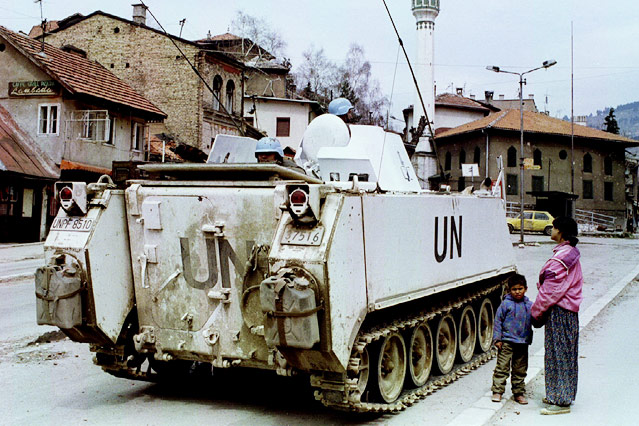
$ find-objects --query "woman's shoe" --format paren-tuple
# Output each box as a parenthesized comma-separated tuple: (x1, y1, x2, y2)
(540, 405, 570, 415)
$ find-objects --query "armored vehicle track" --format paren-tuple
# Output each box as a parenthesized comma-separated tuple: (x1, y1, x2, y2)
(312, 282, 503, 413)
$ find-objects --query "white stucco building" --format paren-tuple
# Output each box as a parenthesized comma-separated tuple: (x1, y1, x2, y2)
(244, 96, 321, 151)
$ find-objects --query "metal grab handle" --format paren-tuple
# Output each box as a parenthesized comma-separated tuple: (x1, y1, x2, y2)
(139, 254, 148, 288)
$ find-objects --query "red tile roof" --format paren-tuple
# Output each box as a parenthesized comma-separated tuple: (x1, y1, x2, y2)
(28, 20, 60, 38)
(0, 25, 166, 119)
(208, 32, 241, 41)
(436, 109, 639, 145)
(0, 105, 59, 179)
(435, 93, 491, 112)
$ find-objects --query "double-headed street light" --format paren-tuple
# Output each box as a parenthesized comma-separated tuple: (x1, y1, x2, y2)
(486, 60, 557, 244)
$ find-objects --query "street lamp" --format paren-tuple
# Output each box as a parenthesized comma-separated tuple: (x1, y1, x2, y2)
(486, 60, 557, 244)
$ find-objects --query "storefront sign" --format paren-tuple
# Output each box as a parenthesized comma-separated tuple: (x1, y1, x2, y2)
(8, 80, 59, 97)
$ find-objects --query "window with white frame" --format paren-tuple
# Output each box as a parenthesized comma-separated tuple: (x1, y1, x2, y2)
(131, 121, 145, 151)
(66, 110, 110, 142)
(105, 116, 116, 145)
(38, 103, 60, 135)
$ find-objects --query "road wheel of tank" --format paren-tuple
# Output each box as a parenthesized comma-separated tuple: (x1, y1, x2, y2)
(476, 298, 494, 353)
(375, 332, 407, 403)
(544, 225, 553, 236)
(457, 306, 477, 363)
(350, 346, 370, 399)
(434, 314, 457, 375)
(406, 322, 433, 387)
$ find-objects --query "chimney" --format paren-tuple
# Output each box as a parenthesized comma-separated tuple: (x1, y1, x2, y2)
(528, 94, 535, 99)
(132, 4, 147, 25)
(469, 94, 475, 100)
(498, 94, 505, 100)
(456, 87, 463, 95)
(484, 91, 494, 102)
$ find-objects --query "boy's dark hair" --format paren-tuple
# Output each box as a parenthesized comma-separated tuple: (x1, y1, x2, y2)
(507, 273, 527, 289)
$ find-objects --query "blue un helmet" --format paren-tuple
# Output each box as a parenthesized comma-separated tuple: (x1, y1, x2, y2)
(328, 97, 354, 116)
(255, 137, 284, 161)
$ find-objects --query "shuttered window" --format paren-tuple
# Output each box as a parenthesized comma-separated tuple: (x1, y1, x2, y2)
(276, 117, 290, 137)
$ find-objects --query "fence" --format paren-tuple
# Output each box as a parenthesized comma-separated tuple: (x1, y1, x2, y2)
(574, 209, 616, 230)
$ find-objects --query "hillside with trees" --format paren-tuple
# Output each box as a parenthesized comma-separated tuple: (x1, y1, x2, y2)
(584, 101, 639, 140)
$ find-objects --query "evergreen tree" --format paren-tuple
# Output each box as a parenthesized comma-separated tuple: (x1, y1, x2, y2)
(338, 78, 359, 106)
(604, 107, 620, 134)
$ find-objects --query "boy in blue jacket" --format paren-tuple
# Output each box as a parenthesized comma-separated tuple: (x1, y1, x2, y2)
(491, 273, 533, 404)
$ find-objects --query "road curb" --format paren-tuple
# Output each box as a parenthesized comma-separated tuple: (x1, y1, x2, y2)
(447, 262, 639, 426)
(0, 272, 34, 284)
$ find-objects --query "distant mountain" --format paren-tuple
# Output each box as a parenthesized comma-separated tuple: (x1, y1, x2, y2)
(563, 101, 639, 140)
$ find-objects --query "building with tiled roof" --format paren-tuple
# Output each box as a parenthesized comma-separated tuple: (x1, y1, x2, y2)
(40, 7, 262, 153)
(482, 91, 539, 113)
(0, 25, 165, 242)
(197, 32, 276, 62)
(403, 91, 498, 142)
(435, 109, 639, 223)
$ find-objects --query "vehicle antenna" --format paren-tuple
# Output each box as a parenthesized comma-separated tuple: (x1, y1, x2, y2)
(381, 0, 444, 177)
(138, 1, 245, 135)
(376, 44, 402, 186)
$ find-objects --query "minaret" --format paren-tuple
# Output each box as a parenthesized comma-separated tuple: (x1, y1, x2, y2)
(411, 0, 440, 189)
(412, 0, 439, 127)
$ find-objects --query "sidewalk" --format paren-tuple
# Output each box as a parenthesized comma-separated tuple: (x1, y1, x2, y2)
(0, 242, 44, 283)
(448, 262, 639, 426)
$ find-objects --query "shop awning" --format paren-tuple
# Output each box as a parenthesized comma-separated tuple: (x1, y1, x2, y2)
(60, 159, 112, 175)
(0, 106, 59, 179)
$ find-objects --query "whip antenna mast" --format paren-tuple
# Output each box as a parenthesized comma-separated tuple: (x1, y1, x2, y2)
(138, 1, 245, 135)
(381, 0, 443, 176)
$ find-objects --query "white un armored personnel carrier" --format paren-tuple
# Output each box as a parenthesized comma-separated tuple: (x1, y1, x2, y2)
(36, 115, 516, 412)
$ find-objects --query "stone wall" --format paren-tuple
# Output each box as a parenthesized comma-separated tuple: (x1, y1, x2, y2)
(45, 14, 243, 151)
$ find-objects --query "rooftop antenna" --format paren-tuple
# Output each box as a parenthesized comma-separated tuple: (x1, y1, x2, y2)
(35, 0, 46, 54)
(178, 19, 186, 38)
(544, 90, 550, 114)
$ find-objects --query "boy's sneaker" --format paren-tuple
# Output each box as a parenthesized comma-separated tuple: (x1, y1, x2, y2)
(540, 405, 570, 415)
(491, 393, 502, 402)
(513, 394, 528, 405)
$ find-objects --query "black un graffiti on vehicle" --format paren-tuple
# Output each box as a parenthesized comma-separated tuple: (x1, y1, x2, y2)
(179, 237, 248, 289)
(434, 216, 462, 263)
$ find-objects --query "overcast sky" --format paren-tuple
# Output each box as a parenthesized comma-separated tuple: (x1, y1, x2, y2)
(2, 0, 638, 123)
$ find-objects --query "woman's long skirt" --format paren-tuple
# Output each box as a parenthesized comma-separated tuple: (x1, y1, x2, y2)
(544, 305, 579, 406)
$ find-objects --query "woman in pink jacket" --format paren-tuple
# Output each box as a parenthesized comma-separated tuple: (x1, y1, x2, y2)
(531, 216, 583, 415)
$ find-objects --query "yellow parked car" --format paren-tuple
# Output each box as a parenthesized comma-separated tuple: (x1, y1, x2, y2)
(507, 211, 555, 235)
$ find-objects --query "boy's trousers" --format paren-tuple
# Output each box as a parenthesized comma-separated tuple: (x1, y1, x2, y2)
(491, 341, 529, 394)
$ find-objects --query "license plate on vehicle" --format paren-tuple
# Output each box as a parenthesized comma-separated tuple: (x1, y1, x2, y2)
(281, 225, 324, 246)
(50, 217, 94, 232)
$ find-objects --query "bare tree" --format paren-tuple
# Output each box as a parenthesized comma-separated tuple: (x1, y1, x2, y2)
(230, 11, 286, 59)
(340, 44, 388, 125)
(294, 45, 339, 102)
